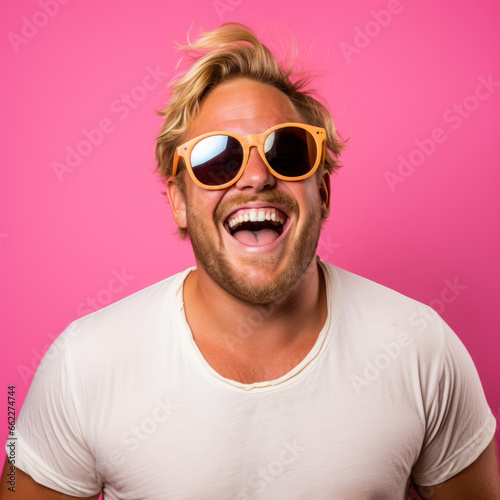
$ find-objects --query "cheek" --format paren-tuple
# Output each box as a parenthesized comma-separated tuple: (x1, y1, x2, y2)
(289, 182, 320, 213)
(186, 181, 221, 207)
(186, 186, 225, 222)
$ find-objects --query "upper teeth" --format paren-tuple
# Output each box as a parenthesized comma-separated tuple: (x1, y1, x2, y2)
(227, 209, 285, 228)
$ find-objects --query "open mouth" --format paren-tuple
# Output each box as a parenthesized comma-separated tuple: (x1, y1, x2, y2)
(224, 207, 288, 246)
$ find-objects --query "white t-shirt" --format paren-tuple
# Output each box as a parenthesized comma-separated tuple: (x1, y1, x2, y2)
(7, 260, 496, 499)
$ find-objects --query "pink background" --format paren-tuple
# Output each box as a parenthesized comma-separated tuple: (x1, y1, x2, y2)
(1, 0, 499, 465)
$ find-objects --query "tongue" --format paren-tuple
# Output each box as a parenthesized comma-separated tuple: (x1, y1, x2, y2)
(233, 228, 280, 245)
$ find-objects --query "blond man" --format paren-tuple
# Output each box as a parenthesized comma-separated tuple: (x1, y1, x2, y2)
(2, 23, 499, 500)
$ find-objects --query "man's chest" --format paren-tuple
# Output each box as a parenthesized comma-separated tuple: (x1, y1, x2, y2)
(196, 348, 311, 384)
(94, 380, 422, 499)
(191, 330, 320, 384)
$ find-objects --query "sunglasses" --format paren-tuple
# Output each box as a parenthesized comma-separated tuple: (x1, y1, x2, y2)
(172, 123, 326, 190)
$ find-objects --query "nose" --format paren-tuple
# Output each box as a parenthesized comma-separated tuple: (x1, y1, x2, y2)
(234, 146, 276, 192)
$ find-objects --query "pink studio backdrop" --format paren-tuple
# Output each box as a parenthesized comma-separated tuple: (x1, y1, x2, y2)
(1, 0, 499, 461)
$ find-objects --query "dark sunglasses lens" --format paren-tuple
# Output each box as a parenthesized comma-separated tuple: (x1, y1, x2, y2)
(264, 127, 317, 177)
(190, 135, 243, 186)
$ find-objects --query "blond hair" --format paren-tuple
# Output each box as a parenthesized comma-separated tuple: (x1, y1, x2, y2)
(155, 22, 346, 238)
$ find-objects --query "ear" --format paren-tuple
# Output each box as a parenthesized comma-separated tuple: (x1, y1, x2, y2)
(319, 171, 331, 220)
(165, 177, 187, 230)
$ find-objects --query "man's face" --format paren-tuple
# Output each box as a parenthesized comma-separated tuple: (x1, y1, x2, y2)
(167, 78, 330, 304)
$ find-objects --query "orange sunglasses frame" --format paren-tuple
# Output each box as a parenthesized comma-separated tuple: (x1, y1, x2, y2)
(172, 122, 327, 190)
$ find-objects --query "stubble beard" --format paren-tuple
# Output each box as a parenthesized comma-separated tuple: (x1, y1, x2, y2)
(185, 192, 323, 305)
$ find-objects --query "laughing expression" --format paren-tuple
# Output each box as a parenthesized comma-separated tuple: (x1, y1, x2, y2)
(168, 78, 330, 304)
(226, 206, 287, 245)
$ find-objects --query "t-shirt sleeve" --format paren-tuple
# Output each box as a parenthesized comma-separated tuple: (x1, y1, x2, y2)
(5, 322, 102, 496)
(411, 319, 497, 486)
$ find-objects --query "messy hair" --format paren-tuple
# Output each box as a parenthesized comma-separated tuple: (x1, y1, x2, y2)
(155, 22, 347, 237)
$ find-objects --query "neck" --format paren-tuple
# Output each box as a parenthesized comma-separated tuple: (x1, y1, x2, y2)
(183, 256, 328, 357)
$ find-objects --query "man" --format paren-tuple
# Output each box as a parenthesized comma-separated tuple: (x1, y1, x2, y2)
(2, 22, 499, 499)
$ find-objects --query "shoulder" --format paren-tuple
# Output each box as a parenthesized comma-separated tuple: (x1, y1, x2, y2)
(70, 268, 190, 338)
(321, 260, 448, 391)
(48, 268, 192, 379)
(322, 260, 444, 339)
(324, 261, 430, 315)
